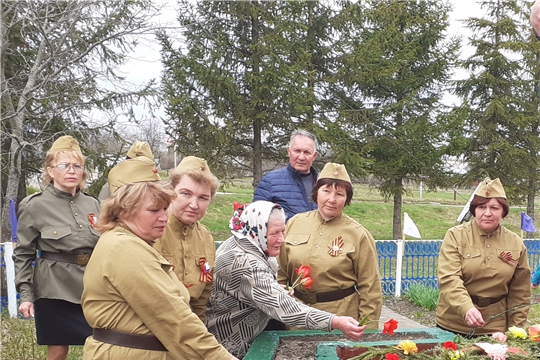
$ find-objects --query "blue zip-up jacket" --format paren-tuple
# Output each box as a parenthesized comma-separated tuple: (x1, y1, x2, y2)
(532, 264, 540, 285)
(253, 164, 318, 221)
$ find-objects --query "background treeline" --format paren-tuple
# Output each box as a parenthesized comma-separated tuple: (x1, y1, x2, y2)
(2, 0, 540, 241)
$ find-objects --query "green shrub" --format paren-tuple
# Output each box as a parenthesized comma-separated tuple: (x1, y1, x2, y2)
(406, 284, 439, 311)
(26, 186, 40, 195)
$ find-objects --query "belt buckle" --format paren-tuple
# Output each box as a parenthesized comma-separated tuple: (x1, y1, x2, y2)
(303, 292, 317, 304)
(77, 254, 90, 266)
(477, 297, 491, 307)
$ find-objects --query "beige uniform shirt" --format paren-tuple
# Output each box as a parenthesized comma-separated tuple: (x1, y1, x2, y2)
(13, 185, 100, 303)
(153, 213, 215, 322)
(278, 211, 382, 327)
(436, 220, 531, 335)
(82, 226, 231, 360)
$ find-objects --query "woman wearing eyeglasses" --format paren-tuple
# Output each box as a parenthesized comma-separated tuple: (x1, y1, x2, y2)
(13, 135, 100, 360)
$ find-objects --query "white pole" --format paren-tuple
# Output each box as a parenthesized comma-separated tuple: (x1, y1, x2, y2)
(395, 240, 403, 297)
(4, 242, 18, 318)
(173, 144, 177, 168)
(419, 181, 423, 199)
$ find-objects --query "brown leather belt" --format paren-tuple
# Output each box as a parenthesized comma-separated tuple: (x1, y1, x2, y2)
(470, 295, 505, 307)
(295, 286, 356, 304)
(40, 251, 91, 266)
(93, 328, 167, 352)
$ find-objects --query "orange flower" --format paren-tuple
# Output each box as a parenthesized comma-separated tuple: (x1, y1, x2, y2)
(382, 319, 399, 335)
(295, 265, 311, 278)
(528, 324, 540, 342)
(301, 277, 313, 290)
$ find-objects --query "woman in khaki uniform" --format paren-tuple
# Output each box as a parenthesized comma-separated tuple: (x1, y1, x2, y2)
(436, 177, 531, 336)
(13, 136, 100, 360)
(82, 157, 236, 360)
(153, 156, 219, 322)
(278, 163, 382, 328)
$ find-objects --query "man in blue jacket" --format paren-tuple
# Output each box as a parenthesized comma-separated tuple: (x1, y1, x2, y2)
(253, 130, 318, 221)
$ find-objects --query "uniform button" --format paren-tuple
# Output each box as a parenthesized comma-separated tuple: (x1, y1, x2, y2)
(185, 272, 188, 275)
(487, 257, 490, 260)
(467, 254, 470, 258)
(53, 231, 57, 235)
(75, 213, 78, 216)
(487, 244, 490, 248)
(70, 201, 74, 204)
(320, 233, 323, 236)
(315, 244, 319, 248)
(185, 255, 188, 258)
(79, 224, 83, 228)
(294, 241, 297, 244)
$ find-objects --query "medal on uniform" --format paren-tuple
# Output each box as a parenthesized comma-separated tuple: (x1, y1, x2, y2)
(499, 251, 517, 266)
(87, 213, 97, 227)
(183, 282, 194, 288)
(328, 236, 344, 257)
(199, 257, 213, 283)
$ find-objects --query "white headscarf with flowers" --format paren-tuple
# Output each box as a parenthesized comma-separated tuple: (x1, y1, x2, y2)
(229, 200, 283, 257)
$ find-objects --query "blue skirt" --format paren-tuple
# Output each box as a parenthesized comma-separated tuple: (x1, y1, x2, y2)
(34, 298, 91, 345)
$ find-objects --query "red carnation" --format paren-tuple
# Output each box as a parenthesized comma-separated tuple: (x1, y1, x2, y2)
(443, 341, 457, 350)
(382, 319, 398, 335)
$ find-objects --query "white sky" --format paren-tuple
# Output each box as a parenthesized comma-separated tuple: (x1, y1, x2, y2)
(119, 0, 490, 121)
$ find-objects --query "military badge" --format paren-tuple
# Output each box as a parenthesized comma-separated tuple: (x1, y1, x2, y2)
(199, 257, 213, 283)
(328, 236, 344, 257)
(87, 213, 97, 227)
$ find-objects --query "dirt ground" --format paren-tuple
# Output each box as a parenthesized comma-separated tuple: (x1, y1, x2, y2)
(383, 296, 437, 327)
(271, 298, 437, 360)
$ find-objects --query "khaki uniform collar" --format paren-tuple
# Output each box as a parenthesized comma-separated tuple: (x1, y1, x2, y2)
(167, 211, 195, 235)
(47, 183, 80, 199)
(316, 210, 343, 224)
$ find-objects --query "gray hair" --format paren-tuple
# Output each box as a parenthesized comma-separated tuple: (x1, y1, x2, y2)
(289, 130, 318, 151)
(268, 206, 286, 224)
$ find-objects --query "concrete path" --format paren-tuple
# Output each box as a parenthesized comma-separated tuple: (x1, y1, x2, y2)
(378, 305, 427, 329)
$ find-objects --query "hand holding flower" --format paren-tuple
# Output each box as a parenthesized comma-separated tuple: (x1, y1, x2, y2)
(465, 307, 485, 328)
(331, 316, 365, 341)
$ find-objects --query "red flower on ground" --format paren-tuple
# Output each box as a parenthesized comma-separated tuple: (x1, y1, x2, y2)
(295, 265, 311, 278)
(385, 353, 400, 360)
(382, 319, 399, 335)
(300, 277, 313, 290)
(443, 341, 457, 350)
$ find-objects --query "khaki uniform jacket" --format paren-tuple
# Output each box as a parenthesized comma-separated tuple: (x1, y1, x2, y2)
(82, 226, 231, 360)
(153, 213, 215, 322)
(436, 220, 531, 335)
(13, 185, 100, 304)
(278, 211, 382, 328)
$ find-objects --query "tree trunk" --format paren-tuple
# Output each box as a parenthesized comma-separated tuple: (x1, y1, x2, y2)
(392, 177, 403, 240)
(251, 2, 263, 189)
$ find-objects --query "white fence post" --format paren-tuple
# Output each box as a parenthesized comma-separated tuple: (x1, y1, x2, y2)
(394, 240, 403, 297)
(4, 242, 18, 318)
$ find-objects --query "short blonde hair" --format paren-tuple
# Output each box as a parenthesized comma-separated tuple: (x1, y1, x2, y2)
(169, 170, 219, 197)
(97, 182, 176, 233)
(44, 150, 88, 189)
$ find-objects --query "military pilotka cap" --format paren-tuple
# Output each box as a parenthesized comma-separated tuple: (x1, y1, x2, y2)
(48, 136, 81, 154)
(175, 156, 211, 175)
(318, 162, 351, 184)
(108, 157, 161, 194)
(126, 141, 153, 160)
(476, 177, 507, 199)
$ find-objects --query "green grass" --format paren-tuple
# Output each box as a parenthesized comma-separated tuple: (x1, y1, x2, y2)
(202, 181, 535, 240)
(1, 311, 83, 360)
(405, 284, 440, 311)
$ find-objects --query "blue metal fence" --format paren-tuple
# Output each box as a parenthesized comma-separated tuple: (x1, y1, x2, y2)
(377, 239, 540, 296)
(3, 239, 540, 308)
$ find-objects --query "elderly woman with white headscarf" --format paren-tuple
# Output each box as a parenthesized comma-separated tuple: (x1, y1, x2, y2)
(205, 201, 365, 359)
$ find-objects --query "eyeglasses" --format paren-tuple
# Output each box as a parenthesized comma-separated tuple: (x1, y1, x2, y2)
(52, 163, 84, 172)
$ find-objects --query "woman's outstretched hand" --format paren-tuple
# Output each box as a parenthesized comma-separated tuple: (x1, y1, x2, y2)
(465, 307, 485, 328)
(331, 316, 365, 341)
